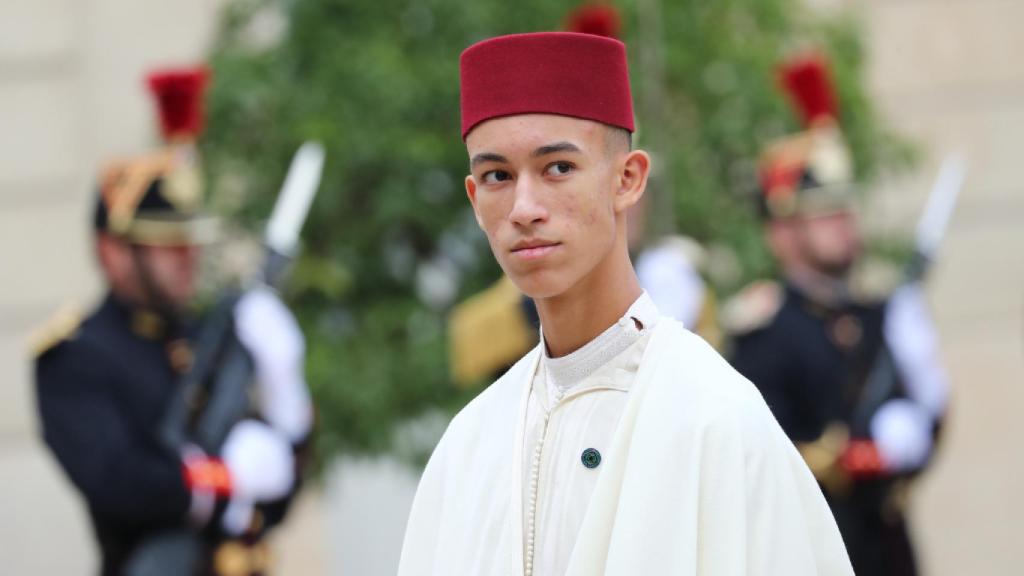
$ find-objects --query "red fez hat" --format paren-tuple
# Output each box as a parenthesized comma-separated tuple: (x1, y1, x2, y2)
(460, 32, 634, 139)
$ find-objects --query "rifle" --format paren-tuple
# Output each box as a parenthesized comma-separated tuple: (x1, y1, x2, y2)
(125, 142, 325, 576)
(850, 153, 966, 434)
(161, 141, 325, 453)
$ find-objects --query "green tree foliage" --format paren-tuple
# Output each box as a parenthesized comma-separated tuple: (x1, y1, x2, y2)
(202, 0, 912, 462)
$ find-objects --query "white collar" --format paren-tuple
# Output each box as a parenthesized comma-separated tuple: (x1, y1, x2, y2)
(540, 291, 660, 394)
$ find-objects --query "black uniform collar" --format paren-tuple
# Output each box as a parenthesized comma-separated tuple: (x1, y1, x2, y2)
(784, 269, 854, 311)
(784, 279, 852, 318)
(101, 293, 195, 373)
(101, 292, 177, 341)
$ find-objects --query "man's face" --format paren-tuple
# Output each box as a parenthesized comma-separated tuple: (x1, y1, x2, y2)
(792, 210, 862, 278)
(464, 114, 632, 299)
(136, 244, 201, 309)
(98, 234, 201, 312)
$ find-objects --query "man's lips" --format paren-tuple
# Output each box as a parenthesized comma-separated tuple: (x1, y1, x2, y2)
(510, 240, 561, 260)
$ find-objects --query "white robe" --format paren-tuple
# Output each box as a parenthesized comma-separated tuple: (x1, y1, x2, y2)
(399, 318, 853, 576)
(522, 293, 659, 575)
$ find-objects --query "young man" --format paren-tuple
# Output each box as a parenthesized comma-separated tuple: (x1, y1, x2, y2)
(33, 68, 312, 576)
(398, 32, 853, 576)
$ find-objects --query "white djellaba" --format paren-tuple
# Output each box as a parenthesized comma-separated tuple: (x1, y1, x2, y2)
(398, 292, 853, 576)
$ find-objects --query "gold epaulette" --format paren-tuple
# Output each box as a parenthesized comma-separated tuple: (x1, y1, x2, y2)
(721, 280, 782, 335)
(448, 276, 537, 388)
(28, 304, 83, 358)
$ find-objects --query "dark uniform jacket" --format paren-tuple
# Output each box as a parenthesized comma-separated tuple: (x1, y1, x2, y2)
(35, 294, 295, 576)
(730, 282, 929, 576)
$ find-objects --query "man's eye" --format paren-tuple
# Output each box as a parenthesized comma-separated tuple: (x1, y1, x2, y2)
(482, 170, 512, 184)
(545, 162, 575, 177)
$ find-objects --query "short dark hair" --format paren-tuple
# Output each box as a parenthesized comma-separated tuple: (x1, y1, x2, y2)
(605, 125, 632, 155)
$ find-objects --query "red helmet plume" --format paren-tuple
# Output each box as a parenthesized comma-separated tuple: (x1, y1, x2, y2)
(565, 2, 622, 39)
(778, 54, 837, 127)
(146, 67, 210, 141)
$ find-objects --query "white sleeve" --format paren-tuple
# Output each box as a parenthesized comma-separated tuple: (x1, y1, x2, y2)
(636, 245, 706, 329)
(883, 283, 949, 419)
(234, 287, 313, 442)
(872, 283, 947, 471)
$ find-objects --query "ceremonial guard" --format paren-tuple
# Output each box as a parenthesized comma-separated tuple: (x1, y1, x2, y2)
(32, 67, 313, 576)
(727, 54, 949, 576)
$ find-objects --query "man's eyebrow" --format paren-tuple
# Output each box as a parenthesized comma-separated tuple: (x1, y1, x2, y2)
(532, 141, 581, 157)
(470, 152, 508, 168)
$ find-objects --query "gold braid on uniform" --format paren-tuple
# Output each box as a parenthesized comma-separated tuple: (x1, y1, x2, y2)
(29, 304, 83, 358)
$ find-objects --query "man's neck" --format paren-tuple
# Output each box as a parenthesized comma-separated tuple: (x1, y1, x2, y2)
(108, 283, 183, 324)
(784, 264, 850, 308)
(534, 249, 642, 358)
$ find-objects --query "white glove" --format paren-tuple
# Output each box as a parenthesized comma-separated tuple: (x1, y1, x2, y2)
(234, 286, 313, 441)
(870, 399, 934, 472)
(222, 419, 295, 502)
(218, 419, 296, 535)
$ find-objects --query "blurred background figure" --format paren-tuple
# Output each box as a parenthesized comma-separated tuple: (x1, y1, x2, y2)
(725, 54, 947, 576)
(32, 67, 312, 576)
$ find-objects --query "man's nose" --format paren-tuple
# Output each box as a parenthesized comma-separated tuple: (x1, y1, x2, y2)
(508, 176, 548, 227)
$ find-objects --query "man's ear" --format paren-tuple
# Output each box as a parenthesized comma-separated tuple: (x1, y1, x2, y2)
(613, 149, 651, 214)
(465, 174, 484, 228)
(765, 220, 797, 265)
(95, 233, 130, 286)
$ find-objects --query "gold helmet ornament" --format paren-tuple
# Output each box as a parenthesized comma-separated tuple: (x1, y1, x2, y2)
(93, 66, 217, 246)
(757, 53, 855, 220)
